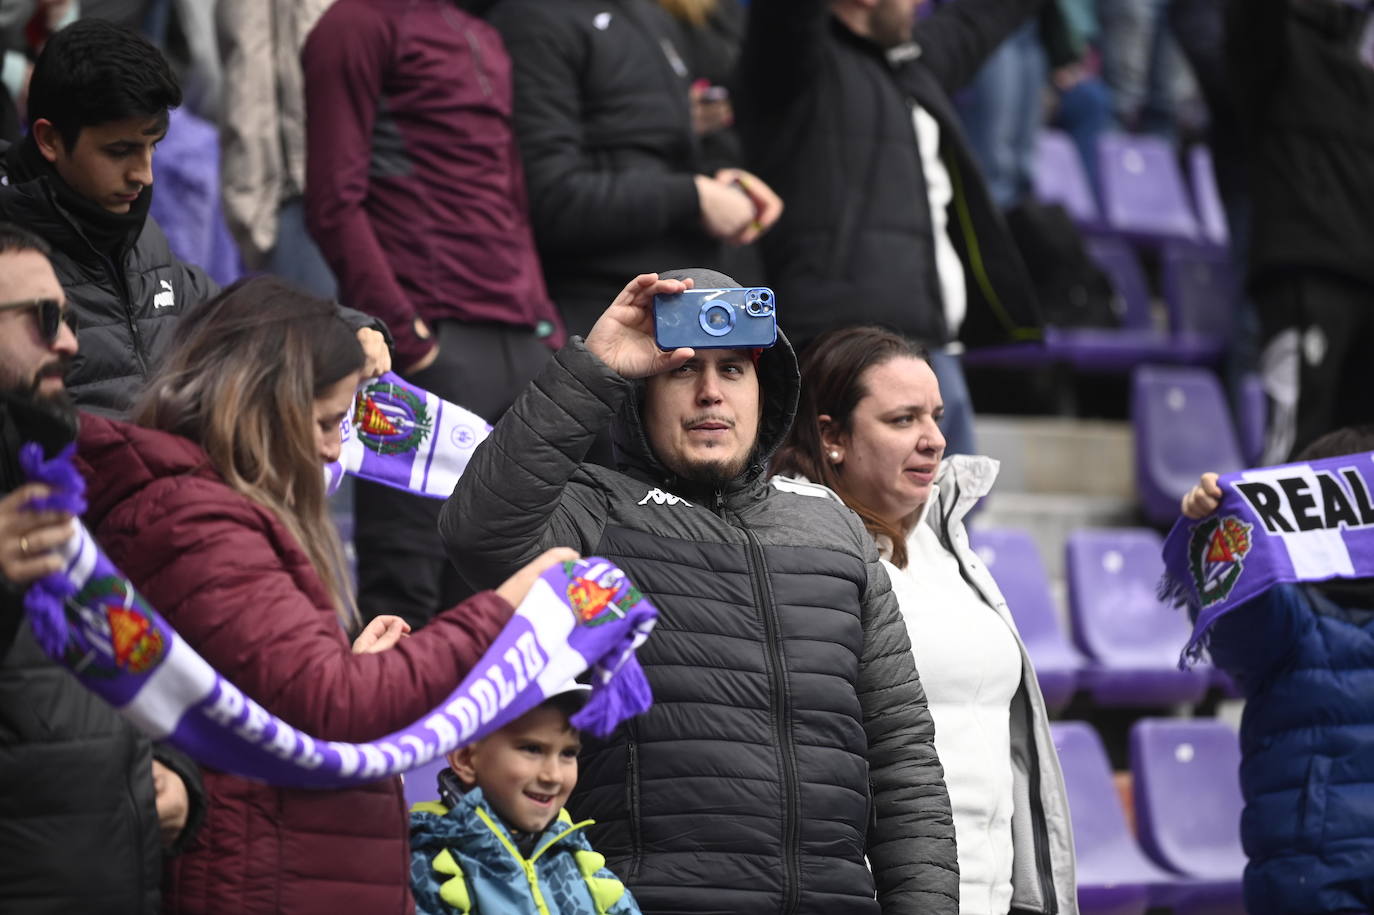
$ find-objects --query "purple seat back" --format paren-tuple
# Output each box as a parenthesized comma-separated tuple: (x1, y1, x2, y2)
(1130, 719, 1247, 881)
(403, 755, 450, 811)
(1131, 365, 1244, 525)
(1035, 128, 1102, 225)
(1160, 242, 1236, 340)
(1050, 722, 1177, 903)
(1237, 374, 1267, 466)
(150, 107, 245, 286)
(1099, 133, 1200, 243)
(1188, 145, 1229, 248)
(969, 527, 1084, 710)
(1065, 528, 1197, 668)
(1086, 236, 1153, 331)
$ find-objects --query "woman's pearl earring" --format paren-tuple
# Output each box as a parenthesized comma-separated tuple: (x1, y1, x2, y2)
(829, 450, 840, 462)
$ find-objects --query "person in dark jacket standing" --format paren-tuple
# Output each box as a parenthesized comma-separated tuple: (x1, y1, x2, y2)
(0, 18, 388, 417)
(734, 0, 1049, 456)
(440, 268, 958, 914)
(483, 0, 783, 336)
(303, 0, 569, 628)
(1228, 0, 1374, 462)
(1180, 425, 1374, 915)
(0, 223, 205, 914)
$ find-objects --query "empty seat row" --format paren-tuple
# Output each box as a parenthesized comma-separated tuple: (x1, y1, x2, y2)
(1036, 129, 1228, 249)
(968, 526, 1232, 711)
(968, 132, 1240, 375)
(964, 234, 1238, 374)
(1056, 718, 1246, 915)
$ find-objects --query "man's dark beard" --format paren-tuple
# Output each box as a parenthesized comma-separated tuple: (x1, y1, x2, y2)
(0, 377, 79, 462)
(662, 449, 757, 492)
(32, 358, 76, 417)
(2, 357, 77, 427)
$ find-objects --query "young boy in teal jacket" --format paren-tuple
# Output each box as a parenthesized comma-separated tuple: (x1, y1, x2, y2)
(409, 686, 641, 915)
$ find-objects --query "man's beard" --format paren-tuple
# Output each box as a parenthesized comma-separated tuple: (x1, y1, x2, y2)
(662, 449, 755, 491)
(2, 357, 77, 423)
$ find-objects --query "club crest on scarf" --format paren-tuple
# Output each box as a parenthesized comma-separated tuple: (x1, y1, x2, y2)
(564, 560, 640, 628)
(355, 382, 433, 456)
(1188, 515, 1254, 607)
(65, 574, 166, 677)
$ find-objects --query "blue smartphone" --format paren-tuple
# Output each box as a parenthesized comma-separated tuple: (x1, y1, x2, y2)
(653, 287, 778, 351)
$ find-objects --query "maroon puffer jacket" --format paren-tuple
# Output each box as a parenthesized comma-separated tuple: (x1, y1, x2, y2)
(76, 414, 514, 914)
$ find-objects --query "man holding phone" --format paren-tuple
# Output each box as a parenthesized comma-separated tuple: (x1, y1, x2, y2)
(440, 268, 956, 914)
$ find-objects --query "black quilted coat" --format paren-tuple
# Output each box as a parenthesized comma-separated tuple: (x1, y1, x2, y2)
(440, 333, 958, 914)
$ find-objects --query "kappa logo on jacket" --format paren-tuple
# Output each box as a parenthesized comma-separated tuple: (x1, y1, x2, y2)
(152, 280, 175, 310)
(637, 488, 690, 507)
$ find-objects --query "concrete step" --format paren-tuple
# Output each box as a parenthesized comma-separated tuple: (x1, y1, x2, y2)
(971, 415, 1143, 584)
(976, 415, 1135, 500)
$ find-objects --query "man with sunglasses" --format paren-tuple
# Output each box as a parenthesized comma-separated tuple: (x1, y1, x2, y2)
(0, 223, 206, 912)
(0, 19, 389, 417)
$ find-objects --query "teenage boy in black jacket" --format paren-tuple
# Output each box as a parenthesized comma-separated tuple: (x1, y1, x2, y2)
(0, 19, 388, 416)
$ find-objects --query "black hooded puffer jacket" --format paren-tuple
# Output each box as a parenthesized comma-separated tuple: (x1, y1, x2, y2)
(439, 269, 958, 914)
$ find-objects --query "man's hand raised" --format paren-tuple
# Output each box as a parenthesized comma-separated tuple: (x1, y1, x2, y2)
(585, 274, 697, 380)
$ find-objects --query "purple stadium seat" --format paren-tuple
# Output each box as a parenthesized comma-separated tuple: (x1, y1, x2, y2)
(1086, 236, 1153, 331)
(1051, 721, 1181, 915)
(1130, 719, 1246, 877)
(332, 512, 357, 585)
(1159, 242, 1236, 362)
(150, 107, 245, 286)
(1064, 528, 1211, 706)
(1237, 374, 1267, 466)
(1130, 719, 1246, 914)
(1132, 365, 1245, 526)
(331, 511, 354, 545)
(1188, 145, 1229, 249)
(968, 527, 1085, 712)
(1098, 133, 1200, 245)
(1035, 128, 1102, 226)
(403, 754, 450, 811)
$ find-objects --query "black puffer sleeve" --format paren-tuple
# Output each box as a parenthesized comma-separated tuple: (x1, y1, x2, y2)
(439, 338, 624, 589)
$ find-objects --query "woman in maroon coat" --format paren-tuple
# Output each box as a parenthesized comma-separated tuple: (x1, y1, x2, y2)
(75, 277, 571, 915)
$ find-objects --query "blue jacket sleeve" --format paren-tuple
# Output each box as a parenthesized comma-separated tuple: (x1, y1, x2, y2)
(1205, 584, 1311, 692)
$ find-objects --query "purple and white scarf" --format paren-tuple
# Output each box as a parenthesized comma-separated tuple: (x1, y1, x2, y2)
(326, 372, 490, 498)
(21, 443, 656, 789)
(1160, 449, 1374, 665)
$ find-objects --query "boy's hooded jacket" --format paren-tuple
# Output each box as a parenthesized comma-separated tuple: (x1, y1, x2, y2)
(410, 772, 640, 914)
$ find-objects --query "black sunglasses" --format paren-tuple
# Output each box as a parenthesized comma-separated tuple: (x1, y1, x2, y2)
(0, 298, 75, 343)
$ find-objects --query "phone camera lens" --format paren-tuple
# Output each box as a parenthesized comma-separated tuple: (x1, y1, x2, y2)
(699, 302, 735, 336)
(759, 290, 771, 303)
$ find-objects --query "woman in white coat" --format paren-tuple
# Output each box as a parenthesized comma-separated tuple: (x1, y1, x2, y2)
(772, 325, 1077, 915)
